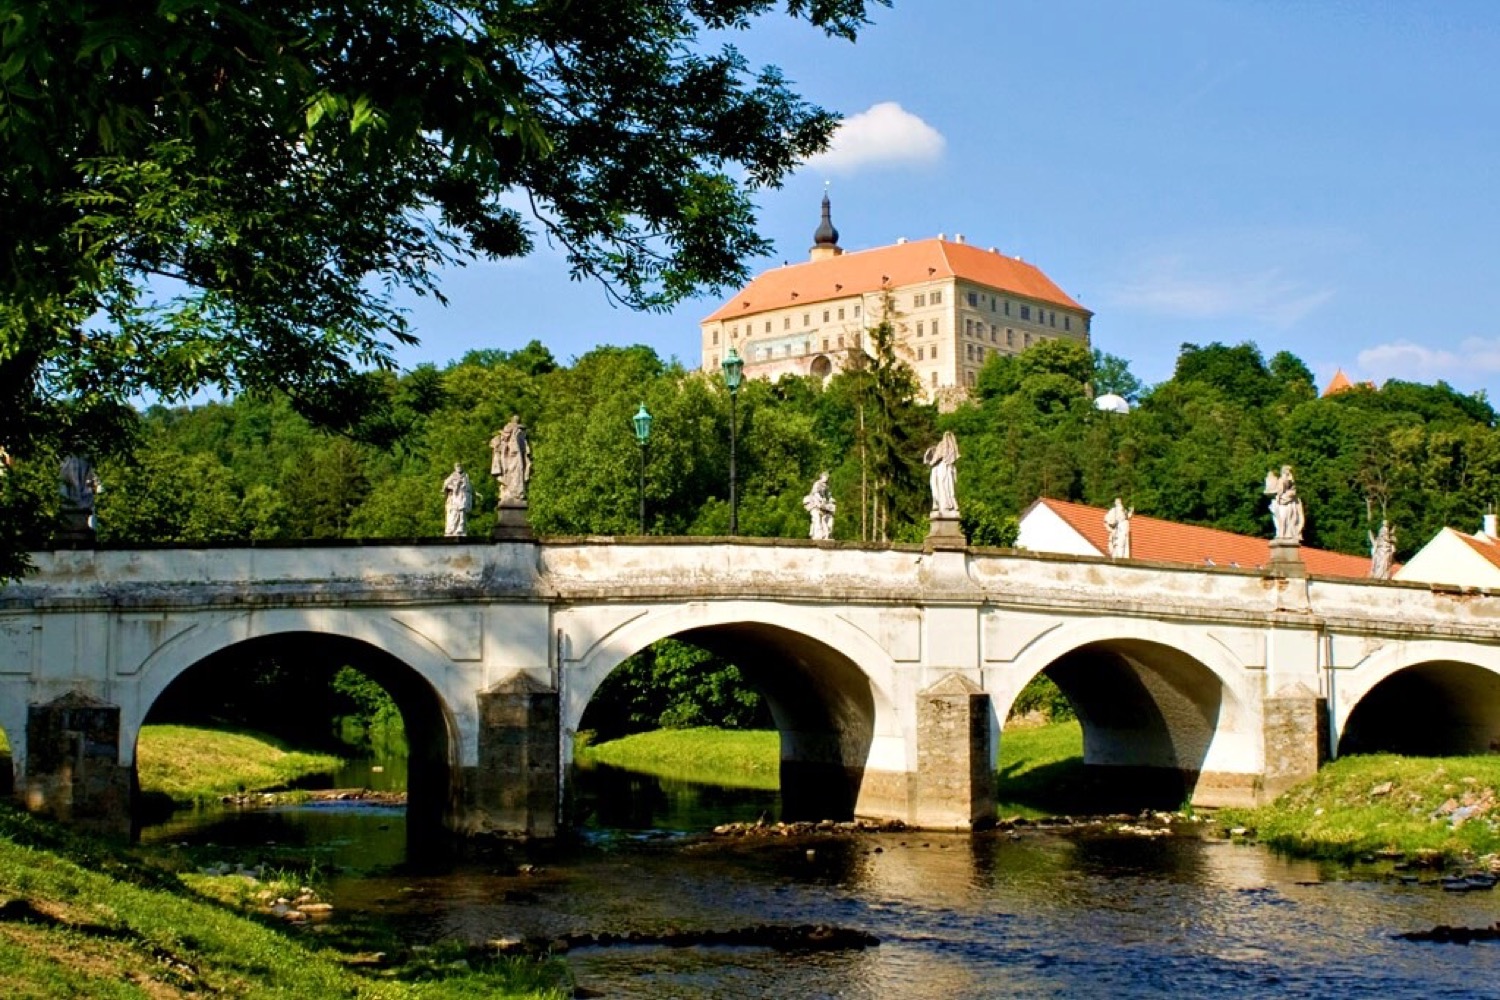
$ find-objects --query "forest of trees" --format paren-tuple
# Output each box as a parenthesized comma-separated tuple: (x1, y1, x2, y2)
(15, 335, 1492, 562)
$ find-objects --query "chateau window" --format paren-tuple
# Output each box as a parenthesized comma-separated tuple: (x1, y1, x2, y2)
(965, 344, 973, 360)
(1020, 305, 1031, 320)
(967, 370, 976, 387)
(990, 325, 997, 341)
(966, 292, 978, 307)
(990, 295, 997, 312)
(712, 330, 719, 345)
(853, 304, 861, 317)
(931, 290, 942, 304)
(784, 317, 791, 330)
(765, 322, 771, 333)
(731, 325, 737, 336)
(803, 313, 810, 326)
(823, 310, 830, 322)
(1004, 301, 1011, 316)
(838, 307, 845, 320)
(1006, 329, 1014, 347)
(1050, 313, 1057, 328)
(823, 338, 829, 351)
(1024, 332, 1032, 348)
(931, 344, 938, 359)
(913, 293, 926, 308)
(838, 335, 845, 347)
(932, 319, 939, 336)
(917, 346, 925, 361)
(1065, 316, 1071, 331)
(931, 371, 938, 387)
(917, 321, 925, 336)
(854, 333, 862, 347)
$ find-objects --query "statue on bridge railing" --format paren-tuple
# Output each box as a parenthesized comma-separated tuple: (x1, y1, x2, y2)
(924, 431, 961, 519)
(1264, 465, 1305, 544)
(802, 471, 836, 540)
(1368, 520, 1396, 580)
(1105, 497, 1133, 559)
(490, 415, 532, 507)
(58, 455, 101, 538)
(442, 463, 473, 537)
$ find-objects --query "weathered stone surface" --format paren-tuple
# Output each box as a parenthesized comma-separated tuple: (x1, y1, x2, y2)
(468, 675, 558, 837)
(914, 673, 994, 828)
(24, 692, 131, 836)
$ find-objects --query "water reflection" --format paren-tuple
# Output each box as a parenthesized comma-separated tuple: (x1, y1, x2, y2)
(142, 766, 1500, 999)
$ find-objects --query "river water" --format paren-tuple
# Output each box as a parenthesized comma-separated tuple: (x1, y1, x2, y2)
(143, 763, 1500, 999)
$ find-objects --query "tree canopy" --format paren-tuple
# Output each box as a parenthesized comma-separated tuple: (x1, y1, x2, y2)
(0, 0, 885, 572)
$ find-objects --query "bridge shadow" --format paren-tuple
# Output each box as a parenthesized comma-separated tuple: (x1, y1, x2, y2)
(1011, 638, 1227, 813)
(138, 633, 456, 837)
(1341, 659, 1500, 756)
(576, 624, 880, 826)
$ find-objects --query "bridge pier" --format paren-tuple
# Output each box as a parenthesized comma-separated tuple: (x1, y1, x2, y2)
(459, 674, 560, 837)
(21, 692, 133, 837)
(911, 674, 995, 828)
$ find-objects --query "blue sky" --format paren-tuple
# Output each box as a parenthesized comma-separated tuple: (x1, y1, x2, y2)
(391, 1, 1500, 397)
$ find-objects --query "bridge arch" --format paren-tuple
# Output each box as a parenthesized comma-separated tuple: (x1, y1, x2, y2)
(127, 608, 470, 829)
(564, 601, 908, 821)
(1003, 618, 1257, 806)
(1336, 640, 1500, 756)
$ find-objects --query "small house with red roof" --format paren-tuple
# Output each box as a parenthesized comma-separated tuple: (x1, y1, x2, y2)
(1394, 515, 1500, 588)
(1016, 497, 1376, 578)
(700, 195, 1091, 402)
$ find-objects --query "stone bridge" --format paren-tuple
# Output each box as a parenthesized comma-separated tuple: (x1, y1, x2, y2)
(3, 537, 1499, 837)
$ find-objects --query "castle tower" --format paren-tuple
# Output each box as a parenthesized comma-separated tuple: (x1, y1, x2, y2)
(809, 191, 842, 262)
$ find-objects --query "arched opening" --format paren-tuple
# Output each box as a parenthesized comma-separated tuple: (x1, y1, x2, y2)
(137, 632, 458, 834)
(573, 622, 880, 828)
(809, 354, 833, 378)
(1003, 639, 1226, 813)
(1340, 660, 1500, 756)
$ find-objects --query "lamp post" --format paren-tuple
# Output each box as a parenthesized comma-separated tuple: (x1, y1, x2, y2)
(632, 402, 652, 534)
(721, 347, 744, 535)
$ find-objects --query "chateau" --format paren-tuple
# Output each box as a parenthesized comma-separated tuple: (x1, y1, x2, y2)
(700, 196, 1093, 402)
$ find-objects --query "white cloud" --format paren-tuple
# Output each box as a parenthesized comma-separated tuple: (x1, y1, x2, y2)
(1110, 255, 1334, 328)
(1357, 337, 1500, 383)
(804, 102, 945, 174)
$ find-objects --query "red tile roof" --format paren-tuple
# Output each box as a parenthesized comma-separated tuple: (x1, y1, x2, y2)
(1322, 369, 1354, 396)
(703, 238, 1090, 323)
(1453, 530, 1500, 572)
(1026, 497, 1376, 579)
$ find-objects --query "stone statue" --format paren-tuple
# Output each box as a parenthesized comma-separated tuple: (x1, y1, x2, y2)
(442, 463, 473, 537)
(802, 471, 836, 540)
(1368, 520, 1395, 580)
(924, 431, 960, 517)
(59, 455, 100, 528)
(1105, 497, 1133, 559)
(1264, 465, 1305, 543)
(489, 415, 532, 505)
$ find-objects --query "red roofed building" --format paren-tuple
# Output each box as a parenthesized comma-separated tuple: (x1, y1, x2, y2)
(1016, 497, 1377, 579)
(700, 195, 1092, 402)
(1395, 516, 1500, 588)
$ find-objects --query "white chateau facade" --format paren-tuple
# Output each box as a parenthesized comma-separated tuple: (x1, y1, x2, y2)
(700, 196, 1093, 402)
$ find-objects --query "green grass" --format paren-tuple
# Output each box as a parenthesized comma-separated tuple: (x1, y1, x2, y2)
(1219, 753, 1500, 862)
(576, 728, 781, 790)
(996, 720, 1090, 818)
(0, 806, 565, 998)
(136, 725, 343, 806)
(0, 727, 9, 754)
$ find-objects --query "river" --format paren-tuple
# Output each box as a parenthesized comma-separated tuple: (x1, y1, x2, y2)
(143, 762, 1500, 998)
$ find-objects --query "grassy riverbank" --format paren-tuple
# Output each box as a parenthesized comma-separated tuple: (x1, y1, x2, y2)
(1219, 754, 1500, 862)
(576, 721, 1090, 817)
(0, 806, 565, 998)
(136, 725, 343, 805)
(576, 728, 780, 790)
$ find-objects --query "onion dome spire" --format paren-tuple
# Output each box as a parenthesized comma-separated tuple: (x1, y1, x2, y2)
(809, 189, 842, 260)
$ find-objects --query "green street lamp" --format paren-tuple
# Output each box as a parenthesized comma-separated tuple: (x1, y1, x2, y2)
(721, 348, 744, 535)
(632, 402, 653, 534)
